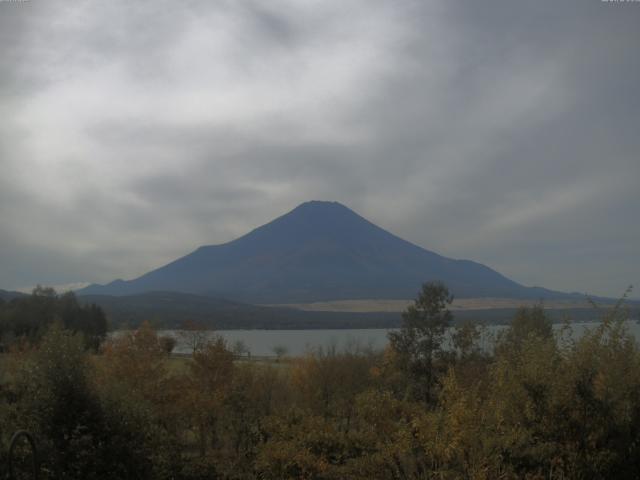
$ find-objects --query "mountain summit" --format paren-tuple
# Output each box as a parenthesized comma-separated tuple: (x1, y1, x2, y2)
(80, 201, 563, 302)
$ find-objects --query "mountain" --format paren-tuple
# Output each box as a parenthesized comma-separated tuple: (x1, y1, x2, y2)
(80, 200, 574, 303)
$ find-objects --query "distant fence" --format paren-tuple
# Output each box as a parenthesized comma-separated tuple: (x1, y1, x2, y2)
(171, 352, 280, 361)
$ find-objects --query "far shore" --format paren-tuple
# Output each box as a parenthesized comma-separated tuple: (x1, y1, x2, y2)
(263, 297, 598, 313)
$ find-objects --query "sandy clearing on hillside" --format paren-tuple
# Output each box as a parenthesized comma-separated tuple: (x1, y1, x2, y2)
(264, 298, 593, 313)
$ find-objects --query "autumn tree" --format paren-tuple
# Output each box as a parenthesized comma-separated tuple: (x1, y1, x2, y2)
(95, 322, 181, 478)
(185, 336, 234, 457)
(99, 321, 168, 402)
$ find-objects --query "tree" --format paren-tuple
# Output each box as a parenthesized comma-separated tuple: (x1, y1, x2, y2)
(159, 335, 177, 356)
(186, 336, 234, 457)
(232, 339, 249, 358)
(388, 281, 453, 403)
(95, 322, 181, 478)
(496, 304, 553, 356)
(451, 320, 483, 360)
(99, 321, 168, 403)
(17, 323, 105, 478)
(0, 287, 107, 349)
(179, 320, 209, 354)
(272, 345, 288, 362)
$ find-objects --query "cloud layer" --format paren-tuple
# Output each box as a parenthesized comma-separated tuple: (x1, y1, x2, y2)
(1, 0, 638, 298)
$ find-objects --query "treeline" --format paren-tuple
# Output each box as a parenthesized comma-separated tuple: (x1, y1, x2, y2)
(0, 283, 638, 479)
(0, 286, 107, 349)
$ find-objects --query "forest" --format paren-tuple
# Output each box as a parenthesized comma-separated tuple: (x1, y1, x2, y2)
(0, 283, 639, 479)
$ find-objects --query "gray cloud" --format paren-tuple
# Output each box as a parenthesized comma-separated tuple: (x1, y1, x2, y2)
(0, 0, 638, 298)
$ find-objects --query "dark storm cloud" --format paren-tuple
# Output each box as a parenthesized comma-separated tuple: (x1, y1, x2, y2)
(0, 0, 638, 297)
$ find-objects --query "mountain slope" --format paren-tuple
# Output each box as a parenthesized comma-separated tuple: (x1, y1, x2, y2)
(80, 201, 570, 302)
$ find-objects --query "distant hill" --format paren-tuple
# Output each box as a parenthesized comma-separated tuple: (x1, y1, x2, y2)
(80, 200, 579, 303)
(0, 289, 27, 301)
(80, 291, 613, 330)
(79, 291, 401, 330)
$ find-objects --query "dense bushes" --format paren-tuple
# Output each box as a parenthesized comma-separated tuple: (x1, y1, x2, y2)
(0, 285, 638, 479)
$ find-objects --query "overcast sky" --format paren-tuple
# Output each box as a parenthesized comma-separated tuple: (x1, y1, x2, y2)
(1, 0, 638, 298)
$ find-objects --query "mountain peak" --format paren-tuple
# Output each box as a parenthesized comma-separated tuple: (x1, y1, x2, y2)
(293, 200, 348, 210)
(286, 200, 358, 219)
(242, 199, 379, 246)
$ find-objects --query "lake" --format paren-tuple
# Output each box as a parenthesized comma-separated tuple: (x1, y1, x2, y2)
(155, 320, 640, 357)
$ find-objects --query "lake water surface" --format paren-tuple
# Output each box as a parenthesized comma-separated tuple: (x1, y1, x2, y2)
(156, 320, 640, 357)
